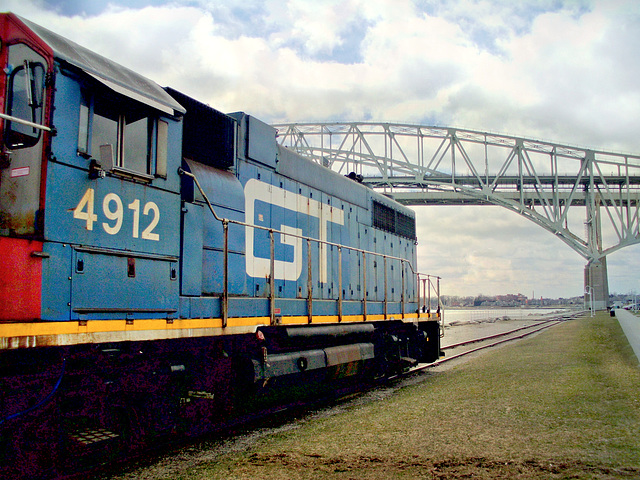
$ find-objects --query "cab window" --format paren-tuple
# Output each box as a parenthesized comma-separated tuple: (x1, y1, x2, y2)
(5, 61, 46, 149)
(121, 111, 151, 174)
(79, 92, 165, 180)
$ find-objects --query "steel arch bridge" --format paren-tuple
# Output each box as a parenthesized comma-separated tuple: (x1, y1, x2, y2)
(274, 122, 640, 308)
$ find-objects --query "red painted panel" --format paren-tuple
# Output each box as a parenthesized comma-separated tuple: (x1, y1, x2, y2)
(0, 237, 42, 320)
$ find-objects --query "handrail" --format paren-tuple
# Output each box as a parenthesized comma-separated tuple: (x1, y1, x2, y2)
(0, 112, 52, 132)
(179, 167, 443, 324)
(418, 274, 445, 336)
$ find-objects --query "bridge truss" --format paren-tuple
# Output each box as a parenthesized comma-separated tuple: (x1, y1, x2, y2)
(274, 123, 640, 306)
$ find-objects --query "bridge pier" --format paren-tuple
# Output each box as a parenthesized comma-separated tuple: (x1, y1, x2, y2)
(584, 194, 609, 311)
(584, 258, 609, 311)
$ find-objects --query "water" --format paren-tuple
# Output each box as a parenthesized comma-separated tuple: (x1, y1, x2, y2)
(442, 307, 572, 325)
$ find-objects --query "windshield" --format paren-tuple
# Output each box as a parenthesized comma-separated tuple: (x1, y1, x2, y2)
(5, 59, 46, 149)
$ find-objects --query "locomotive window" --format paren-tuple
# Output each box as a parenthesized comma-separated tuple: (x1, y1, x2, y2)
(121, 113, 151, 174)
(83, 95, 158, 178)
(156, 120, 168, 178)
(91, 100, 118, 166)
(5, 61, 46, 149)
(77, 98, 90, 154)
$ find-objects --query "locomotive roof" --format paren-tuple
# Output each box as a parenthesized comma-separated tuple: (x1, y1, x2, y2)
(17, 14, 186, 116)
(276, 143, 416, 219)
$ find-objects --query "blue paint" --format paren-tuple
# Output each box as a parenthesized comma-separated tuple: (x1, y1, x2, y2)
(34, 49, 420, 323)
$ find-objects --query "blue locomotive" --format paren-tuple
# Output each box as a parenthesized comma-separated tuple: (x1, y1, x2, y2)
(0, 13, 442, 477)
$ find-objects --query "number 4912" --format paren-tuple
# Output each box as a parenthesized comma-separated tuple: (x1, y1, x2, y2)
(73, 187, 160, 241)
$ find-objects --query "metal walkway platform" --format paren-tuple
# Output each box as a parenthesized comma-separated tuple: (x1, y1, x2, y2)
(615, 308, 640, 365)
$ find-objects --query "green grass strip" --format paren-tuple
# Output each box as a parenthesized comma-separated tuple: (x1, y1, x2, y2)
(181, 314, 640, 479)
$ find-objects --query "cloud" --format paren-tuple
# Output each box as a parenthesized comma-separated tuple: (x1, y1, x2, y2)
(465, 4, 640, 152)
(415, 205, 587, 297)
(17, 0, 640, 149)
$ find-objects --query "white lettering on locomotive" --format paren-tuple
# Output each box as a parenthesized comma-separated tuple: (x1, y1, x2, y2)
(72, 187, 160, 241)
(244, 178, 344, 282)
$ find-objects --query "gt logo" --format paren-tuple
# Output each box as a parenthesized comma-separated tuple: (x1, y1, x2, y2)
(244, 178, 344, 282)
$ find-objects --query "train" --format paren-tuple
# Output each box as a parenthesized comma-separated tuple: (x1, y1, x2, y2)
(0, 13, 443, 478)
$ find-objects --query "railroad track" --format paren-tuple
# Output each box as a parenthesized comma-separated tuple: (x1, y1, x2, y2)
(414, 313, 584, 373)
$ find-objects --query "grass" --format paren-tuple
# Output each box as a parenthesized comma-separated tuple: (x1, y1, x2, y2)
(175, 313, 640, 479)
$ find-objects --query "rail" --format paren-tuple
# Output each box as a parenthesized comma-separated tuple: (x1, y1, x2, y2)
(178, 168, 444, 329)
(432, 320, 563, 366)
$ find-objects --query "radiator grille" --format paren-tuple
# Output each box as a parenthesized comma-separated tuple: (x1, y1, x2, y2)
(372, 201, 416, 239)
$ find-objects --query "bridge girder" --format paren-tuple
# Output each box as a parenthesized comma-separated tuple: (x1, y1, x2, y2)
(274, 123, 640, 267)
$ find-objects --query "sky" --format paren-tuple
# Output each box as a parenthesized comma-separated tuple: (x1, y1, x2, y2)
(5, 0, 640, 299)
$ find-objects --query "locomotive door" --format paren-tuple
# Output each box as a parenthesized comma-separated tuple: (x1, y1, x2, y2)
(0, 42, 48, 236)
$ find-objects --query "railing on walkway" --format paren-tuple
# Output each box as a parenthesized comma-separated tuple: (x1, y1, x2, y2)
(179, 168, 443, 331)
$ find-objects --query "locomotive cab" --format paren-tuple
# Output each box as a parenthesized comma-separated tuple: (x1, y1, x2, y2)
(0, 13, 187, 324)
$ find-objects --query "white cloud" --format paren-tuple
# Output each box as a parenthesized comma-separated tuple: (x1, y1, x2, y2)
(414, 205, 587, 297)
(286, 0, 356, 55)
